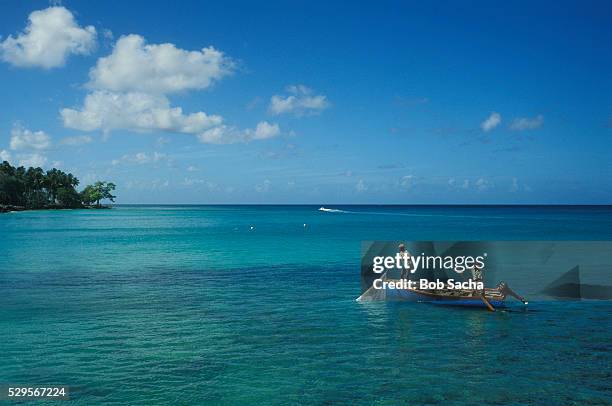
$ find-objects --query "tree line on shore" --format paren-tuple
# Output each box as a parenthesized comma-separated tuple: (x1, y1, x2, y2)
(0, 160, 116, 210)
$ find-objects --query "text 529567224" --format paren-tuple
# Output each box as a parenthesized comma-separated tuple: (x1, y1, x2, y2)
(1, 386, 70, 400)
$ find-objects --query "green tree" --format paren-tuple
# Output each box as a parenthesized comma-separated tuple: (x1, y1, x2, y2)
(81, 181, 116, 207)
(80, 184, 99, 206)
(24, 167, 47, 208)
(0, 161, 25, 206)
(44, 168, 63, 204)
(56, 187, 82, 208)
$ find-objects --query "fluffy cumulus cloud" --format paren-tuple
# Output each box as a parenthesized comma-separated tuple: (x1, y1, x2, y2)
(248, 121, 280, 140)
(87, 34, 234, 94)
(60, 33, 279, 144)
(7, 126, 52, 168)
(197, 121, 280, 144)
(61, 91, 223, 134)
(510, 115, 543, 131)
(10, 126, 52, 150)
(481, 112, 501, 132)
(0, 6, 96, 69)
(269, 85, 330, 116)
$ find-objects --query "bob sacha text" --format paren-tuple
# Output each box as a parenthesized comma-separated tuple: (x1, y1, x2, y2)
(373, 278, 484, 290)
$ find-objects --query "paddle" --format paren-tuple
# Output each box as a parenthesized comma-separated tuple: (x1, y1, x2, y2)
(480, 294, 496, 312)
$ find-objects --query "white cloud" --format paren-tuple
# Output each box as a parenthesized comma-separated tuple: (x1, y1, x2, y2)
(60, 135, 93, 146)
(269, 85, 329, 116)
(61, 90, 222, 134)
(180, 178, 218, 191)
(197, 121, 281, 144)
(112, 151, 167, 165)
(155, 136, 171, 147)
(0, 6, 96, 69)
(181, 177, 206, 186)
(18, 153, 47, 168)
(355, 179, 367, 192)
(133, 151, 166, 164)
(449, 178, 473, 189)
(510, 115, 543, 131)
(255, 179, 271, 193)
(476, 178, 491, 191)
(88, 34, 234, 94)
(10, 126, 52, 150)
(0, 149, 11, 162)
(481, 112, 501, 132)
(249, 121, 280, 140)
(125, 178, 169, 191)
(399, 175, 414, 190)
(59, 34, 278, 146)
(196, 126, 236, 144)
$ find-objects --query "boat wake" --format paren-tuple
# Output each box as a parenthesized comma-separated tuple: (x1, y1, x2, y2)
(319, 206, 514, 220)
(318, 207, 347, 213)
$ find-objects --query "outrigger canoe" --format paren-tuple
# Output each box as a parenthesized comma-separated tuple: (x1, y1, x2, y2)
(360, 279, 528, 311)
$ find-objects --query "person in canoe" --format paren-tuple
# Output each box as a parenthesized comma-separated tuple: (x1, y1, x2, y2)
(398, 243, 412, 280)
(471, 262, 484, 293)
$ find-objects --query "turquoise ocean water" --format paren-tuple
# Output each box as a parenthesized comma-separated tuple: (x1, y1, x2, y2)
(1, 206, 611, 404)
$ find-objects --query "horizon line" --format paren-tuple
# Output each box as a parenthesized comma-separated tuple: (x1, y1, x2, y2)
(110, 203, 612, 207)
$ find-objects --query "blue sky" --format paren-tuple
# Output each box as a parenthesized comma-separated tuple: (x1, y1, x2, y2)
(0, 0, 610, 204)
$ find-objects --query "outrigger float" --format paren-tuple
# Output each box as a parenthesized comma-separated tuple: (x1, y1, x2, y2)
(357, 277, 528, 312)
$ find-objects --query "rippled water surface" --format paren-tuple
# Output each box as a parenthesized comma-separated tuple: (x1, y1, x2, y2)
(1, 206, 611, 404)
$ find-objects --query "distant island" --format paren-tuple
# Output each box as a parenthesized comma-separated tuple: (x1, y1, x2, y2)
(0, 160, 116, 213)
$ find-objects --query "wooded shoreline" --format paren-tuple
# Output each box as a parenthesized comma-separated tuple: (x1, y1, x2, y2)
(0, 204, 113, 213)
(0, 161, 116, 212)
